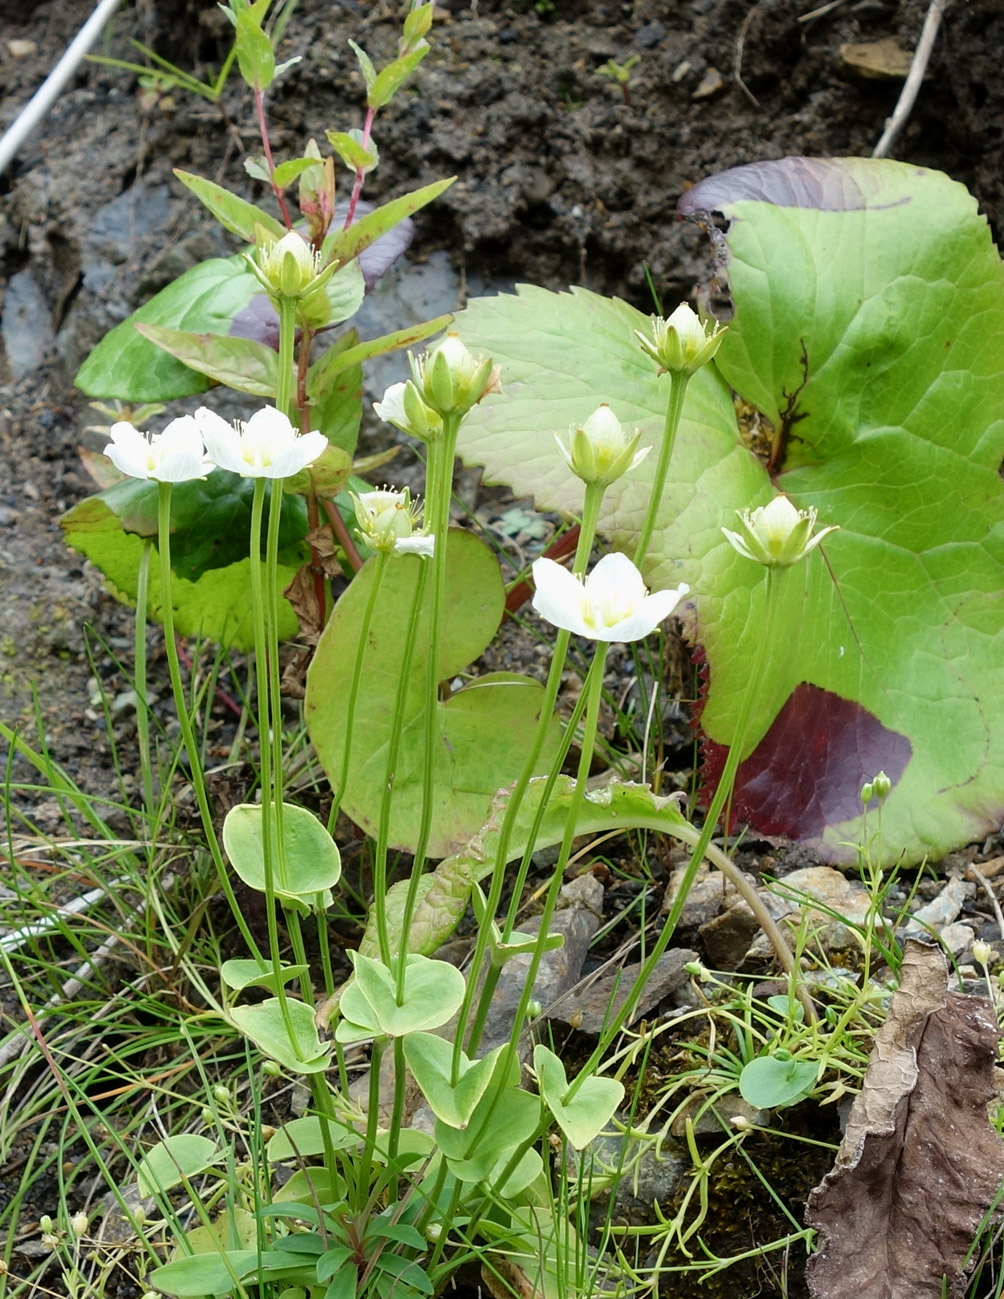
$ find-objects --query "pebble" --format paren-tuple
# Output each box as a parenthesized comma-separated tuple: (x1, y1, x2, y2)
(6, 39, 37, 58)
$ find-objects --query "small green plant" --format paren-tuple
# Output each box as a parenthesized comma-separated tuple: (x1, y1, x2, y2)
(596, 54, 640, 105)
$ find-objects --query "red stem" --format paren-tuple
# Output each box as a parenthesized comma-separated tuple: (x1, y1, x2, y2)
(255, 85, 294, 230)
(322, 497, 364, 574)
(343, 105, 376, 230)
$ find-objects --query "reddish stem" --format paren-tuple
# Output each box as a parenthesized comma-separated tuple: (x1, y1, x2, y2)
(322, 496, 364, 574)
(504, 525, 581, 617)
(255, 85, 294, 230)
(343, 105, 376, 230)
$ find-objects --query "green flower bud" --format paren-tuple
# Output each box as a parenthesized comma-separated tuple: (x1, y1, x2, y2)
(409, 332, 501, 419)
(554, 404, 650, 486)
(635, 303, 727, 376)
(262, 1060, 282, 1078)
(247, 229, 337, 303)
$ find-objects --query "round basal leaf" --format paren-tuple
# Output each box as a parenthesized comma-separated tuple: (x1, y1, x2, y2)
(456, 160, 1004, 867)
(230, 998, 329, 1074)
(267, 1115, 361, 1162)
(739, 1054, 818, 1109)
(149, 1250, 261, 1298)
(61, 477, 308, 650)
(402, 1033, 502, 1129)
(305, 529, 561, 857)
(137, 1134, 220, 1198)
(222, 802, 342, 904)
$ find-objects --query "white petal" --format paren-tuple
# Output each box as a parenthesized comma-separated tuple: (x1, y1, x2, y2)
(531, 557, 591, 637)
(394, 534, 435, 558)
(203, 424, 248, 476)
(374, 382, 408, 428)
(583, 552, 647, 606)
(104, 424, 152, 479)
(244, 406, 297, 445)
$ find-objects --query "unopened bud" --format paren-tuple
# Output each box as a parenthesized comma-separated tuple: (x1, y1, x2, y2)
(722, 494, 838, 569)
(973, 939, 993, 969)
(555, 404, 649, 487)
(634, 303, 726, 376)
(70, 1212, 88, 1238)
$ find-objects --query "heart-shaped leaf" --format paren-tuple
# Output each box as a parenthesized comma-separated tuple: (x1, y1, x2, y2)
(434, 1084, 542, 1180)
(305, 529, 561, 856)
(336, 953, 466, 1041)
(222, 802, 341, 906)
(739, 1053, 818, 1109)
(266, 1115, 361, 1162)
(61, 473, 309, 650)
(533, 1044, 623, 1150)
(454, 159, 1004, 866)
(230, 998, 329, 1074)
(220, 959, 309, 993)
(402, 1032, 504, 1129)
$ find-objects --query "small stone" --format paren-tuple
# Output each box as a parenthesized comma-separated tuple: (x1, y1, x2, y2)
(692, 67, 725, 99)
(7, 39, 38, 58)
(839, 37, 914, 79)
(632, 20, 666, 48)
(905, 875, 971, 934)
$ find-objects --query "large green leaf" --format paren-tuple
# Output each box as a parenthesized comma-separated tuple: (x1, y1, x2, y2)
(305, 530, 561, 857)
(75, 256, 261, 400)
(455, 159, 1004, 866)
(61, 475, 308, 649)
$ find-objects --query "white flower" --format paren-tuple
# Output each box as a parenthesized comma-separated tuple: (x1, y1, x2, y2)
(635, 303, 726, 376)
(722, 494, 838, 568)
(194, 406, 327, 479)
(373, 380, 442, 442)
(531, 552, 689, 642)
(554, 404, 649, 486)
(352, 487, 433, 556)
(103, 415, 214, 482)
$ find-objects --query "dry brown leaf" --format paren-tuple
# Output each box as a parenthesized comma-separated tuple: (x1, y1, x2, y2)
(806, 939, 1004, 1299)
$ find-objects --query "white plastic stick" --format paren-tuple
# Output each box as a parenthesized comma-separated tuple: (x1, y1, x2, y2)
(0, 0, 126, 175)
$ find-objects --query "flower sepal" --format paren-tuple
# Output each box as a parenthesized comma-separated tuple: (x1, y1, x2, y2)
(555, 404, 649, 487)
(635, 303, 726, 376)
(722, 494, 838, 568)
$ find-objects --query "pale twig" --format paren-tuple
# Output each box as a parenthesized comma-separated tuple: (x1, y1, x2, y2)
(969, 863, 1004, 942)
(733, 0, 766, 108)
(872, 0, 950, 158)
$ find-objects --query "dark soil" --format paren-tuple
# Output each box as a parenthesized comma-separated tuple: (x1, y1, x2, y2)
(1, 0, 1003, 1294)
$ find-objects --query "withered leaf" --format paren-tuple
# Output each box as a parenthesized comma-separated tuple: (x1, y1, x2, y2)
(806, 939, 1004, 1299)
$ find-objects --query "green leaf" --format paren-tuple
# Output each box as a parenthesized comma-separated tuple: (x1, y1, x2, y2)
(533, 1045, 623, 1150)
(134, 325, 279, 397)
(266, 1115, 361, 1162)
(149, 1249, 261, 1297)
(221, 958, 308, 992)
(75, 255, 260, 400)
(739, 1054, 818, 1109)
(402, 1033, 503, 1129)
(321, 178, 455, 270)
(358, 776, 692, 960)
(137, 1134, 220, 1198)
(322, 260, 366, 326)
(336, 953, 465, 1040)
(273, 157, 323, 190)
(435, 1085, 541, 1180)
(348, 39, 376, 89)
(305, 530, 561, 857)
(230, 998, 330, 1073)
(234, 5, 274, 88)
(222, 802, 342, 905)
(454, 160, 1004, 866)
(367, 45, 429, 109)
(325, 129, 378, 175)
(306, 314, 453, 406)
(61, 475, 308, 650)
(173, 168, 284, 241)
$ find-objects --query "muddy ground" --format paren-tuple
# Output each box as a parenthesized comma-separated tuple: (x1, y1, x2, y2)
(0, 0, 1003, 1292)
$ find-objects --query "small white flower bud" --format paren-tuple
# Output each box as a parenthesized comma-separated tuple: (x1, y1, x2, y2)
(634, 303, 727, 376)
(554, 404, 650, 487)
(973, 940, 993, 969)
(70, 1212, 88, 1238)
(722, 494, 838, 568)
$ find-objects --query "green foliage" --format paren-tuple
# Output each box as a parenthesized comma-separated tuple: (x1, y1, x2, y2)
(739, 1053, 819, 1109)
(305, 529, 562, 856)
(454, 160, 1004, 867)
(61, 473, 309, 649)
(222, 801, 342, 909)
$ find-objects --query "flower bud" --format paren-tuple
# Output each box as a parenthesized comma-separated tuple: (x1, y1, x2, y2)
(635, 303, 727, 376)
(721, 494, 838, 568)
(249, 229, 336, 303)
(262, 1060, 282, 1078)
(409, 333, 500, 419)
(973, 939, 993, 969)
(212, 1084, 231, 1106)
(352, 487, 434, 558)
(555, 404, 650, 487)
(70, 1212, 88, 1238)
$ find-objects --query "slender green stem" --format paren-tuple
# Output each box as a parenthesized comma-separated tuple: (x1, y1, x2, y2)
(155, 483, 263, 963)
(634, 371, 689, 571)
(134, 538, 155, 818)
(333, 551, 389, 819)
(247, 477, 299, 1052)
(566, 566, 812, 1100)
(452, 484, 606, 1066)
(410, 413, 461, 881)
(504, 645, 610, 1057)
